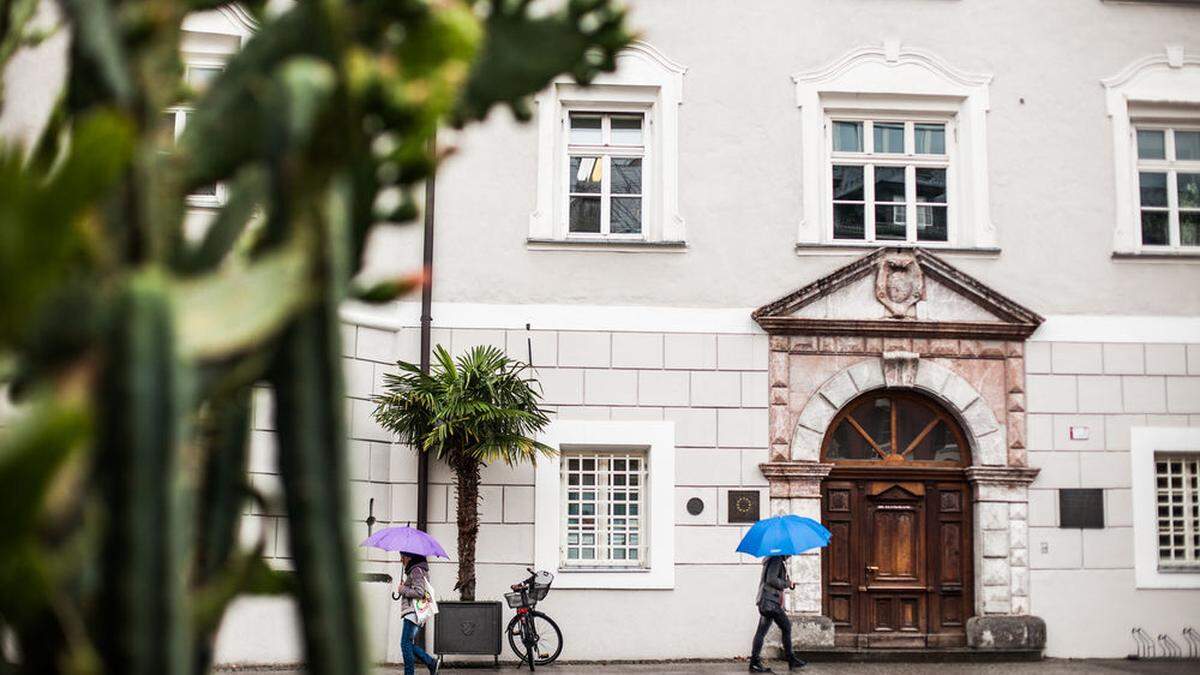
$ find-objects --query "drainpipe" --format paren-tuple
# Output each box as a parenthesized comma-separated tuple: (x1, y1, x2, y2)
(416, 134, 436, 534)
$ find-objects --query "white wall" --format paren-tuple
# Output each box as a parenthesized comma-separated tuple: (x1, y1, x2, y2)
(352, 0, 1200, 316)
(1024, 339, 1200, 658)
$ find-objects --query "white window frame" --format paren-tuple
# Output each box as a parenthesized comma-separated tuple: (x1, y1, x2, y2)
(530, 42, 686, 250)
(793, 41, 995, 253)
(1104, 46, 1200, 257)
(559, 448, 648, 567)
(167, 60, 229, 208)
(1132, 123, 1200, 250)
(826, 115, 956, 244)
(1131, 426, 1200, 588)
(535, 420, 675, 589)
(563, 109, 648, 240)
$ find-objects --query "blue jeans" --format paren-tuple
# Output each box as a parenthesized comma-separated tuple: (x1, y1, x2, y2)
(401, 618, 436, 675)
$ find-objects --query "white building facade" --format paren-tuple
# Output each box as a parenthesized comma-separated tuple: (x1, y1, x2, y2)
(4, 0, 1200, 665)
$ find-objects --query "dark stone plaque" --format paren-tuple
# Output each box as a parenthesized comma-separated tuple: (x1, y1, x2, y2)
(1059, 488, 1104, 529)
(728, 490, 760, 523)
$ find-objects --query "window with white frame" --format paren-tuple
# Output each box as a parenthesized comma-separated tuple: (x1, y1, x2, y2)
(534, 420, 674, 589)
(529, 42, 686, 248)
(561, 449, 647, 567)
(566, 112, 646, 237)
(1135, 126, 1200, 248)
(829, 117, 952, 243)
(793, 43, 995, 251)
(1156, 454, 1200, 569)
(163, 63, 225, 205)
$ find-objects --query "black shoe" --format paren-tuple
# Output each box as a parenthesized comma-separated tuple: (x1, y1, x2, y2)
(788, 655, 807, 670)
(427, 655, 440, 674)
(748, 658, 773, 673)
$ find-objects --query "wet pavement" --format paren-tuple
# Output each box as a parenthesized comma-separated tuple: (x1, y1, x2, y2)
(221, 659, 1200, 674)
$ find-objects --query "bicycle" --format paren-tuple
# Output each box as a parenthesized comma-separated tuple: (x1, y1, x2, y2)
(504, 568, 563, 670)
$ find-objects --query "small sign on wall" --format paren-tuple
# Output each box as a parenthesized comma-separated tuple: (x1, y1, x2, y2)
(1059, 488, 1104, 529)
(1069, 425, 1090, 441)
(728, 490, 761, 524)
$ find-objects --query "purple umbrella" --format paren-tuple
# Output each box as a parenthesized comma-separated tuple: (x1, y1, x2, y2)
(360, 526, 448, 558)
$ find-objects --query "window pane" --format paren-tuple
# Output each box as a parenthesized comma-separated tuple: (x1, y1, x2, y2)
(1176, 131, 1200, 160)
(825, 419, 881, 461)
(1178, 173, 1200, 208)
(611, 116, 643, 145)
(1141, 210, 1168, 245)
(875, 204, 907, 240)
(158, 112, 178, 147)
(851, 396, 892, 453)
(1139, 172, 1167, 207)
(1182, 212, 1200, 246)
(874, 122, 904, 154)
(917, 205, 948, 242)
(832, 165, 864, 201)
(833, 121, 863, 152)
(612, 157, 641, 194)
(569, 114, 602, 144)
(916, 168, 946, 203)
(611, 197, 641, 234)
(186, 66, 222, 93)
(833, 204, 864, 239)
(570, 156, 601, 193)
(569, 196, 601, 233)
(914, 124, 945, 155)
(874, 166, 906, 203)
(1137, 130, 1166, 159)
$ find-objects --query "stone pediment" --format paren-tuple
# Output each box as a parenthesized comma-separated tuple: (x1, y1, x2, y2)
(752, 247, 1042, 340)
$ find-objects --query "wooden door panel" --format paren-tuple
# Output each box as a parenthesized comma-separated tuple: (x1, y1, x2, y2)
(870, 507, 921, 581)
(938, 522, 963, 585)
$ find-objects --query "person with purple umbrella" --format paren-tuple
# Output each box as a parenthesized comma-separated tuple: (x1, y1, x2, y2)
(397, 552, 438, 675)
(360, 526, 448, 675)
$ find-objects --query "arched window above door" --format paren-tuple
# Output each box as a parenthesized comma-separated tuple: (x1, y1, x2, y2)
(822, 391, 968, 466)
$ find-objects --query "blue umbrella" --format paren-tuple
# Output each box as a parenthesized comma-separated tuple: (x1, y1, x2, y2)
(736, 515, 831, 557)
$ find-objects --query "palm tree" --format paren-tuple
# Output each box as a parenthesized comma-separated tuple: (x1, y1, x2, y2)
(373, 345, 553, 600)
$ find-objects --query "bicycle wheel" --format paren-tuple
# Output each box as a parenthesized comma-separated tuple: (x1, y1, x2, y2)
(506, 611, 563, 667)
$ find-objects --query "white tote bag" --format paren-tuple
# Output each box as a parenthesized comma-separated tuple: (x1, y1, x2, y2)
(412, 578, 439, 627)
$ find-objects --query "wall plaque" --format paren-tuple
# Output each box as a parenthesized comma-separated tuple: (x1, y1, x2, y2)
(727, 490, 761, 524)
(1059, 488, 1104, 529)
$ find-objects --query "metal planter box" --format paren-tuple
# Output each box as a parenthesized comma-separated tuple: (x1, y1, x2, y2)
(433, 601, 502, 658)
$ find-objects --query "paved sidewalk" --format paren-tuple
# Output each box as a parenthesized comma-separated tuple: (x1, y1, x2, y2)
(222, 660, 1200, 674)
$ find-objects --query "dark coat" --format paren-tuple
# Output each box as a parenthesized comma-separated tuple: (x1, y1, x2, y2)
(755, 556, 790, 612)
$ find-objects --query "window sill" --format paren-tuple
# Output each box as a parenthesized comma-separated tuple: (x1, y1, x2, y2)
(1112, 250, 1200, 262)
(527, 238, 688, 253)
(795, 242, 1001, 258)
(558, 566, 650, 574)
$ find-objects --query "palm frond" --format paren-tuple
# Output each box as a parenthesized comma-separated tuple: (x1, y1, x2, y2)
(371, 343, 554, 466)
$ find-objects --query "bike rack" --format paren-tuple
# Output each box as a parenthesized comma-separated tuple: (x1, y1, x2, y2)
(1131, 627, 1155, 659)
(1183, 627, 1200, 659)
(1131, 626, 1200, 660)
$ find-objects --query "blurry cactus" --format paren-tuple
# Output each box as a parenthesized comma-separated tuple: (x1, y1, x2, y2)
(0, 2, 632, 674)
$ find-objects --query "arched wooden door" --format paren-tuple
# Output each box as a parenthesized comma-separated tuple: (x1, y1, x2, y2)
(820, 391, 974, 648)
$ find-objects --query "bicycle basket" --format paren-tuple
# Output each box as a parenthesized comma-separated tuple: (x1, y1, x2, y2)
(504, 591, 526, 609)
(530, 571, 553, 600)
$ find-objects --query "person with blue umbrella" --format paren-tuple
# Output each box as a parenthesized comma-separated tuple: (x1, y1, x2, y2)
(736, 514, 831, 672)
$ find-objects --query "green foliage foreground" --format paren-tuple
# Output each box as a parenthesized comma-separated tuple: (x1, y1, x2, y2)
(0, 1, 632, 674)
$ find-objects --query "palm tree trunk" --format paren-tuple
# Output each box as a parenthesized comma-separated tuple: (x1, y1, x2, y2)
(452, 456, 482, 601)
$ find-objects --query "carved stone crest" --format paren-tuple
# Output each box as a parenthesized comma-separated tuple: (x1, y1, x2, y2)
(875, 252, 926, 318)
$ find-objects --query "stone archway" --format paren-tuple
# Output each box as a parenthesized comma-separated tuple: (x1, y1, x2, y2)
(753, 248, 1046, 653)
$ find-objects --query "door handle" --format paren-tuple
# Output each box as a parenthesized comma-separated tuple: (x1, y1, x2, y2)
(865, 566, 879, 573)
